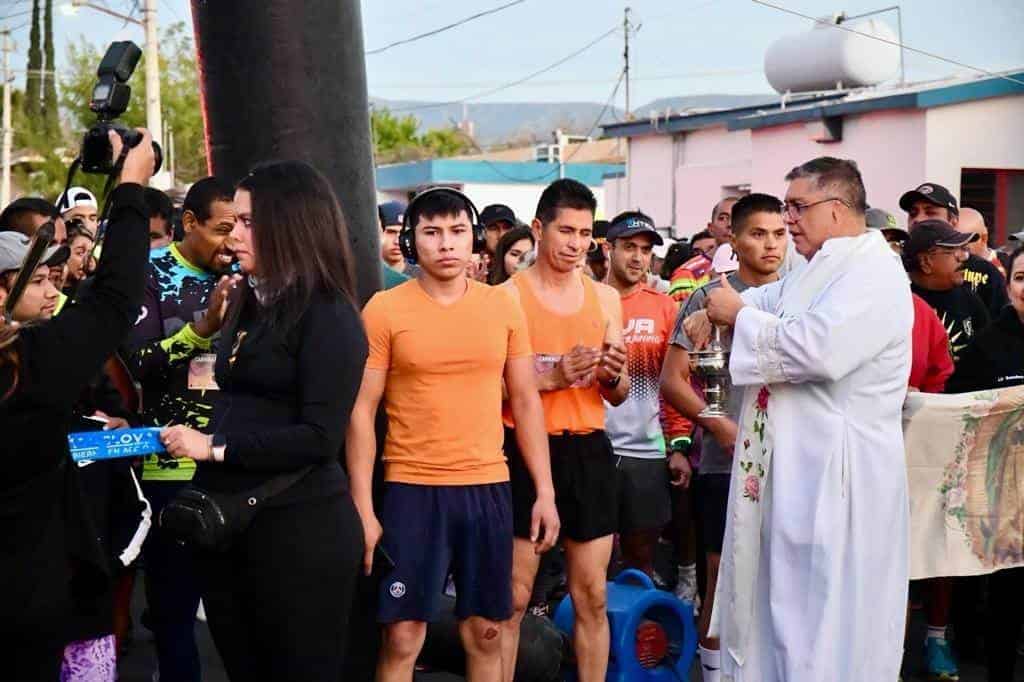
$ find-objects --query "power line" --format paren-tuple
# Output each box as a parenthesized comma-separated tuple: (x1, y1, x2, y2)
(366, 0, 526, 56)
(750, 0, 1024, 88)
(389, 25, 620, 113)
(464, 69, 626, 184)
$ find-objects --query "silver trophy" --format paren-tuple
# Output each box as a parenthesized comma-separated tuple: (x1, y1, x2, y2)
(689, 325, 731, 418)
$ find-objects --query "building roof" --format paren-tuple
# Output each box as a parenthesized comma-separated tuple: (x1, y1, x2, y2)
(455, 138, 625, 165)
(375, 158, 624, 191)
(601, 69, 1024, 139)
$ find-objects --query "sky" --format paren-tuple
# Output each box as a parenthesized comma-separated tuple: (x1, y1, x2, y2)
(26, 0, 1024, 110)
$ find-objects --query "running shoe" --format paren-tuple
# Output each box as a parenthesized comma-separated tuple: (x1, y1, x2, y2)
(924, 637, 959, 681)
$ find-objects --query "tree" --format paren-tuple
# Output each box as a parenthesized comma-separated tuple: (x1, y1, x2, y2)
(60, 22, 206, 187)
(42, 0, 58, 138)
(371, 107, 470, 164)
(24, 0, 40, 121)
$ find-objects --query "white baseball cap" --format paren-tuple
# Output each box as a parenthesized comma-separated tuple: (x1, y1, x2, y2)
(56, 186, 98, 213)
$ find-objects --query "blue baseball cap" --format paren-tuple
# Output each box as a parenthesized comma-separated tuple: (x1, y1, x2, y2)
(378, 201, 406, 228)
(606, 214, 663, 245)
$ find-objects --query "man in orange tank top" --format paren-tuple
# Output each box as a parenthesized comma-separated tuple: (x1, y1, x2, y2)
(501, 179, 630, 682)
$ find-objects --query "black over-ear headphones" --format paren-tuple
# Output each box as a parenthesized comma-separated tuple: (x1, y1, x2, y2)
(398, 186, 486, 265)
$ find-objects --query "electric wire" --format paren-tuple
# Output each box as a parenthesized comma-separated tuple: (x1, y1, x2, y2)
(366, 0, 526, 56)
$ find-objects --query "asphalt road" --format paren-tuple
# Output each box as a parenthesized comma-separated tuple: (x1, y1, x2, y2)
(117, 570, 1023, 682)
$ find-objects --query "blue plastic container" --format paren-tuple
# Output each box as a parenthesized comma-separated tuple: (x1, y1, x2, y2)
(553, 569, 697, 681)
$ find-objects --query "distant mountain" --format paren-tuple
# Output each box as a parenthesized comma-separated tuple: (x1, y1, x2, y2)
(634, 94, 778, 118)
(371, 93, 775, 146)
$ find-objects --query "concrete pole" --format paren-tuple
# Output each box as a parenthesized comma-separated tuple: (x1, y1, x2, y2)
(143, 0, 167, 188)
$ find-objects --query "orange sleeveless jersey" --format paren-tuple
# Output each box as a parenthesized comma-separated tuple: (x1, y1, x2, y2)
(503, 271, 607, 434)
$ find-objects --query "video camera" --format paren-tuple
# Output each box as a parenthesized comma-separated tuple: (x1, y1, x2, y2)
(80, 41, 162, 176)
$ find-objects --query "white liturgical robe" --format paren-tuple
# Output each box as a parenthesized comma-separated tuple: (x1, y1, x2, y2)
(709, 229, 913, 681)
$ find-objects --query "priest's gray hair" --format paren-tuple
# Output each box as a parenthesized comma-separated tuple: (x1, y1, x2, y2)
(785, 157, 868, 215)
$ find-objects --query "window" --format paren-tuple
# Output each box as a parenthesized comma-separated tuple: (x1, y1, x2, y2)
(961, 169, 1024, 245)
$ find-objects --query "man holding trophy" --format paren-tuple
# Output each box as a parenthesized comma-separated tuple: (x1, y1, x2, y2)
(699, 158, 913, 682)
(660, 193, 788, 682)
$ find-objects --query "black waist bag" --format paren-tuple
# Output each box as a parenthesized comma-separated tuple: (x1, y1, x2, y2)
(159, 466, 313, 552)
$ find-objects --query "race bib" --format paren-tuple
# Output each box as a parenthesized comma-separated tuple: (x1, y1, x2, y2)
(188, 354, 220, 391)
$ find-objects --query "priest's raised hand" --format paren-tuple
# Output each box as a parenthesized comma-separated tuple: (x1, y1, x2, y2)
(705, 273, 745, 327)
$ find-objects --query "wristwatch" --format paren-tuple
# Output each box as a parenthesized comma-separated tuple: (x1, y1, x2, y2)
(210, 433, 227, 463)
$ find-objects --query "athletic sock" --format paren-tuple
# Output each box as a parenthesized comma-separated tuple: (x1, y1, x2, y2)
(926, 625, 947, 643)
(699, 645, 721, 682)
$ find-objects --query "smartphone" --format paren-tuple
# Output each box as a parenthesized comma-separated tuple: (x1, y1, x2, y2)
(371, 542, 396, 577)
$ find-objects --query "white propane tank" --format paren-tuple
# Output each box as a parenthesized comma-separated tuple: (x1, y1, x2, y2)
(764, 18, 900, 94)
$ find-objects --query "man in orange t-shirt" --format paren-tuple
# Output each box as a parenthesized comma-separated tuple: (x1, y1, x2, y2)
(346, 188, 558, 682)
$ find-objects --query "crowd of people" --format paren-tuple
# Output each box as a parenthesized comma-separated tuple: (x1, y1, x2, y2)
(3, 129, 1024, 682)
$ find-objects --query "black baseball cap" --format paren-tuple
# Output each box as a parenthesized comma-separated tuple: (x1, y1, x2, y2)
(902, 219, 978, 261)
(606, 214, 664, 245)
(480, 204, 516, 228)
(899, 183, 958, 215)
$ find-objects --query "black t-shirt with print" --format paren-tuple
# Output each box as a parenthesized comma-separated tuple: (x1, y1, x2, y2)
(961, 254, 1008, 317)
(911, 282, 990, 367)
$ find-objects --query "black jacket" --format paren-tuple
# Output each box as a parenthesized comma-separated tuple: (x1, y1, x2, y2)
(0, 183, 149, 646)
(193, 283, 368, 505)
(947, 306, 1024, 393)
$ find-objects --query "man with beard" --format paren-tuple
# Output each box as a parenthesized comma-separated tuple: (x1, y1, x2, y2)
(603, 211, 690, 580)
(124, 176, 239, 682)
(901, 182, 1008, 317)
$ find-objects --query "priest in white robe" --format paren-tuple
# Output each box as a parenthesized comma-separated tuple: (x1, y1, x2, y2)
(703, 157, 913, 682)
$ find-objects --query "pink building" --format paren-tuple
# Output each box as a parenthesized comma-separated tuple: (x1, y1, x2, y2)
(601, 71, 1024, 244)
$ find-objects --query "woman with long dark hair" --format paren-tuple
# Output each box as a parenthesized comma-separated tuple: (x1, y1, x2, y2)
(489, 225, 535, 285)
(160, 160, 367, 679)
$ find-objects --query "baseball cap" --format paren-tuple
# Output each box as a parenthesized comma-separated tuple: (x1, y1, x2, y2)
(606, 214, 664, 245)
(378, 201, 406, 228)
(0, 231, 67, 273)
(480, 204, 517, 228)
(899, 183, 958, 215)
(56, 186, 99, 213)
(902, 219, 978, 261)
(865, 207, 909, 240)
(652, 239, 674, 260)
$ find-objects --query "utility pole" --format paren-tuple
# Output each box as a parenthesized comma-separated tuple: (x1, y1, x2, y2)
(142, 0, 161, 144)
(2, 30, 12, 209)
(71, 0, 166, 187)
(623, 6, 631, 119)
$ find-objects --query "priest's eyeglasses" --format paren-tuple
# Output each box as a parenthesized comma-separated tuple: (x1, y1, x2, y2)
(782, 197, 850, 219)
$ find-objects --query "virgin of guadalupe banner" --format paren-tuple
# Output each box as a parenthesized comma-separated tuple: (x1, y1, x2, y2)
(904, 385, 1024, 580)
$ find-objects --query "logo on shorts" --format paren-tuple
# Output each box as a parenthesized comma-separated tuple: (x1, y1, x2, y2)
(389, 581, 406, 598)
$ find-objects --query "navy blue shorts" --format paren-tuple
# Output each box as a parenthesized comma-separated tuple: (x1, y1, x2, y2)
(377, 482, 513, 624)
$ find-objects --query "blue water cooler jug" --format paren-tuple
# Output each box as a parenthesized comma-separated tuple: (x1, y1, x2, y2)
(553, 569, 696, 681)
